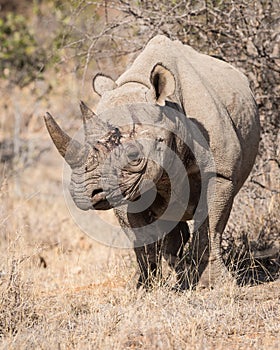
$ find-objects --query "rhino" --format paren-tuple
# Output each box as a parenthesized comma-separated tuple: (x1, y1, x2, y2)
(44, 35, 260, 290)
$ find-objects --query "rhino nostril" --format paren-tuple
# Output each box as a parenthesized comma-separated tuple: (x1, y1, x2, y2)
(91, 188, 104, 198)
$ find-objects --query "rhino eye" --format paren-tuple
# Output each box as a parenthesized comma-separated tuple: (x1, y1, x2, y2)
(126, 147, 140, 162)
(127, 150, 140, 161)
(122, 144, 145, 172)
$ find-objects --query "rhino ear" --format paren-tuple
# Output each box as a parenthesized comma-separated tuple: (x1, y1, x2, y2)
(92, 74, 117, 96)
(150, 64, 176, 106)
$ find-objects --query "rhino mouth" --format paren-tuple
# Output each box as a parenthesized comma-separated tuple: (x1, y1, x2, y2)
(91, 188, 112, 210)
(93, 199, 112, 210)
(90, 181, 144, 210)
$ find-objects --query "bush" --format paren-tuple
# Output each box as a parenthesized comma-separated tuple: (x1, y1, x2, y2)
(0, 13, 47, 87)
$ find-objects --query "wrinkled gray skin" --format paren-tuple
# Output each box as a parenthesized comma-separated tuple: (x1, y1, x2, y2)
(45, 35, 260, 290)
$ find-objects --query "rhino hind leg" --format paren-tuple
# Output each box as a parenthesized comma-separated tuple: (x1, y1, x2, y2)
(184, 177, 237, 289)
(198, 177, 236, 288)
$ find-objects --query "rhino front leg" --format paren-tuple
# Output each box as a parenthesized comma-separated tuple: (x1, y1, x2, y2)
(114, 206, 164, 290)
(186, 218, 210, 289)
(134, 242, 163, 290)
(162, 221, 190, 290)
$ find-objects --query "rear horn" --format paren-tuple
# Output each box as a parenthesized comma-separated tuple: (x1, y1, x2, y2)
(80, 101, 107, 139)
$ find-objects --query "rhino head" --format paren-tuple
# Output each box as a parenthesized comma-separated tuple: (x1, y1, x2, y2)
(44, 65, 191, 214)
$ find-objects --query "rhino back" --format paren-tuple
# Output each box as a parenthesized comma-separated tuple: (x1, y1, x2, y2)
(117, 35, 260, 190)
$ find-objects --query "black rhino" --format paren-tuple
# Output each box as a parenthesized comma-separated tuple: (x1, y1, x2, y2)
(45, 35, 260, 290)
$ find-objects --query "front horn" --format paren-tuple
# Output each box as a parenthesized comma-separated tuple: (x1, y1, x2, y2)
(44, 112, 82, 164)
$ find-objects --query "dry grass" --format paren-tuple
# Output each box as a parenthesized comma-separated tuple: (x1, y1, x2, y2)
(0, 64, 279, 350)
(0, 221, 279, 350)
